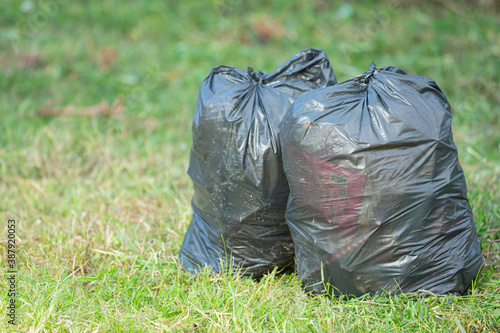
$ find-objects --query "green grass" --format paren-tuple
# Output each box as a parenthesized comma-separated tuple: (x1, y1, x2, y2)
(1, 0, 499, 331)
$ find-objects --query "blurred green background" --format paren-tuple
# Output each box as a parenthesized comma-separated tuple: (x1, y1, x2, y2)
(1, 0, 499, 165)
(0, 0, 499, 331)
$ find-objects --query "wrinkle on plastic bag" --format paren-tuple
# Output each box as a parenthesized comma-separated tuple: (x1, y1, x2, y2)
(179, 49, 337, 278)
(280, 62, 484, 296)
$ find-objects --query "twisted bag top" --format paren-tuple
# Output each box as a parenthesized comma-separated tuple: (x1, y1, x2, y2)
(280, 63, 484, 296)
(180, 49, 337, 277)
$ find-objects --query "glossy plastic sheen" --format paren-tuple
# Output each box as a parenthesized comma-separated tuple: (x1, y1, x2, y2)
(280, 63, 484, 296)
(179, 49, 337, 278)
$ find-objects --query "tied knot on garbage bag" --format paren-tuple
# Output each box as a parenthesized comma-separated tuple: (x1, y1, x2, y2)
(361, 61, 377, 83)
(248, 67, 265, 85)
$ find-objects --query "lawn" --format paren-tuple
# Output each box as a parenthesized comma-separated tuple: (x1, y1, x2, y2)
(0, 0, 499, 332)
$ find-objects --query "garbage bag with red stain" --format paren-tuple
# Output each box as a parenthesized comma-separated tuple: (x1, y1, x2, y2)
(280, 63, 484, 296)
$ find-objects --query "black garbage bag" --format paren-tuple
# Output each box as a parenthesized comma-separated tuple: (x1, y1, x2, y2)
(179, 49, 337, 278)
(280, 62, 484, 296)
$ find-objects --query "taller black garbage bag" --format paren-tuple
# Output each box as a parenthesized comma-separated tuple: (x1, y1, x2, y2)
(179, 49, 337, 278)
(280, 63, 484, 297)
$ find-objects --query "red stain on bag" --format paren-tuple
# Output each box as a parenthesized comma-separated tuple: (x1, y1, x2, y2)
(294, 147, 366, 235)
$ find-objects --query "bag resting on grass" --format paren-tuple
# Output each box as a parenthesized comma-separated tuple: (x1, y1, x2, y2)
(179, 49, 337, 278)
(280, 63, 484, 296)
